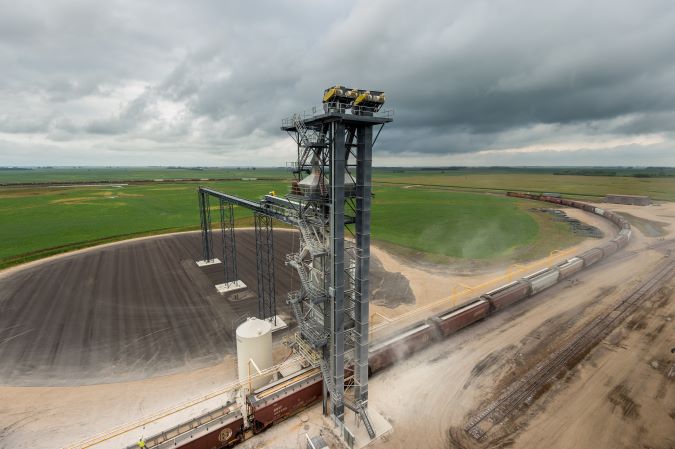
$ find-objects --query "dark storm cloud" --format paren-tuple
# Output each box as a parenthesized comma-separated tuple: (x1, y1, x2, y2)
(0, 0, 674, 165)
(325, 1, 675, 153)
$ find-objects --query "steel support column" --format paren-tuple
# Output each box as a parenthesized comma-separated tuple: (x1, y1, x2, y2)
(255, 213, 276, 322)
(219, 199, 237, 284)
(330, 120, 346, 420)
(279, 99, 392, 435)
(354, 125, 372, 404)
(198, 189, 213, 261)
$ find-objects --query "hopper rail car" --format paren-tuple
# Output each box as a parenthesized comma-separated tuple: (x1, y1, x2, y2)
(131, 193, 631, 449)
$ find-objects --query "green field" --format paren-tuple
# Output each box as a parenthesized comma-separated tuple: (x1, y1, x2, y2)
(3, 166, 672, 201)
(374, 171, 675, 201)
(0, 180, 286, 267)
(0, 173, 583, 268)
(0, 167, 285, 184)
(4, 166, 668, 269)
(371, 186, 573, 261)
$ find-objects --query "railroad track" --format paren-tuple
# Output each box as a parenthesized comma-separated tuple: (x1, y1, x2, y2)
(608, 237, 675, 262)
(465, 259, 675, 440)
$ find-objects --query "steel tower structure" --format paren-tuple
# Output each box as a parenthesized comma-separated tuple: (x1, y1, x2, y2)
(196, 86, 392, 440)
(281, 87, 392, 435)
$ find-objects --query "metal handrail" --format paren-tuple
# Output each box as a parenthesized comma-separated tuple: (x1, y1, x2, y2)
(281, 103, 394, 127)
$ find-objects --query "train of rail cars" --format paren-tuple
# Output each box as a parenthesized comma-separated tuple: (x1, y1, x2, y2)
(370, 193, 631, 374)
(135, 193, 631, 449)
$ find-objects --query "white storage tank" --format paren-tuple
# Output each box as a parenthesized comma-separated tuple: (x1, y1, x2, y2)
(236, 317, 273, 390)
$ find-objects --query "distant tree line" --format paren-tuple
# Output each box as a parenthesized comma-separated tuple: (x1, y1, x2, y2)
(553, 169, 618, 176)
(553, 167, 675, 178)
(376, 166, 674, 177)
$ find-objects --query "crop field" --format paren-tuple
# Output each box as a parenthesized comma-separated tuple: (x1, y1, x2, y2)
(0, 180, 287, 267)
(371, 186, 578, 261)
(3, 166, 673, 199)
(0, 167, 285, 184)
(0, 169, 588, 268)
(4, 166, 666, 268)
(374, 170, 675, 201)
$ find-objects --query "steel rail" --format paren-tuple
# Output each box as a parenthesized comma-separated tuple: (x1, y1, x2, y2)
(465, 259, 675, 440)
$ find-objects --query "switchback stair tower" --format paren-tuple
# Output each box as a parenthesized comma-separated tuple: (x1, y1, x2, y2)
(282, 86, 391, 436)
(197, 85, 392, 443)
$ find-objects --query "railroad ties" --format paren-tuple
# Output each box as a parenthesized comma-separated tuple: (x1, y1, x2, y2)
(465, 260, 675, 440)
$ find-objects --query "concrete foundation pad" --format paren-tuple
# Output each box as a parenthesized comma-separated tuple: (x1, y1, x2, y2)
(215, 280, 247, 294)
(332, 406, 392, 449)
(265, 315, 288, 332)
(196, 258, 221, 267)
(323, 407, 392, 449)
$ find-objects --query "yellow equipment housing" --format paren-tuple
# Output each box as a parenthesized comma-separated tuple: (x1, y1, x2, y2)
(353, 90, 386, 111)
(322, 85, 358, 105)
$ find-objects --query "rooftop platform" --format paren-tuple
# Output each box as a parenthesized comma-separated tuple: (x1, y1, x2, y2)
(281, 107, 393, 132)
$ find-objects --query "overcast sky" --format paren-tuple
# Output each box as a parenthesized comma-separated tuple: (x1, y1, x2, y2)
(1, 0, 674, 167)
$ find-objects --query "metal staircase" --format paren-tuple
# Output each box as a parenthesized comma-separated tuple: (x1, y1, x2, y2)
(287, 291, 328, 348)
(279, 90, 392, 438)
(286, 254, 327, 303)
(297, 218, 326, 257)
(342, 399, 376, 439)
(290, 331, 345, 412)
(356, 402, 376, 439)
(293, 113, 325, 147)
(320, 359, 342, 403)
(293, 114, 325, 170)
